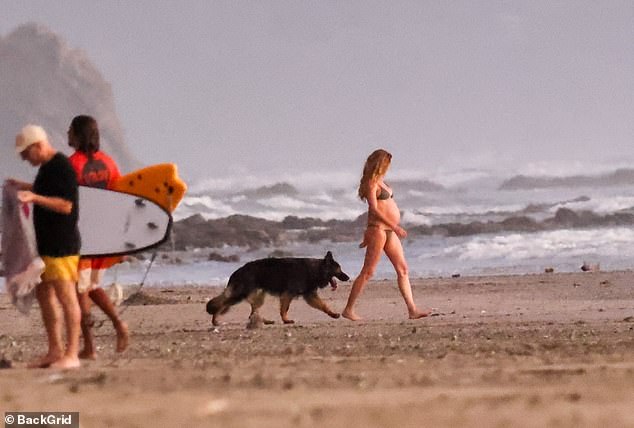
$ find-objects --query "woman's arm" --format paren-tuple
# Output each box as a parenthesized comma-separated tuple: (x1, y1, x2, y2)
(17, 190, 73, 215)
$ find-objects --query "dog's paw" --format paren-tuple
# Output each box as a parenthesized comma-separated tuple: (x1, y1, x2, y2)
(246, 314, 264, 330)
(283, 319, 295, 324)
(330, 313, 341, 319)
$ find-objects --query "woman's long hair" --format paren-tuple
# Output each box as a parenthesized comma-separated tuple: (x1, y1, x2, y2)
(358, 149, 392, 200)
(70, 115, 100, 159)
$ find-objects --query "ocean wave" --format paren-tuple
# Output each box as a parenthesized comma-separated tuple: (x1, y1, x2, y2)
(258, 195, 312, 210)
(551, 196, 634, 214)
(516, 159, 634, 178)
(412, 202, 526, 217)
(175, 167, 634, 228)
(176, 196, 235, 220)
(397, 167, 493, 188)
(499, 168, 634, 190)
(409, 207, 634, 238)
(109, 225, 634, 286)
(188, 171, 359, 195)
(443, 228, 634, 262)
(171, 204, 634, 253)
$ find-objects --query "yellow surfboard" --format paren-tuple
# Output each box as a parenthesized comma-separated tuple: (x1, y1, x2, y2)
(112, 163, 187, 213)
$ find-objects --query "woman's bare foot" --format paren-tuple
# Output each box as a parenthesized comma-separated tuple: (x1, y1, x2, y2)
(409, 309, 432, 319)
(50, 355, 80, 369)
(27, 352, 62, 369)
(115, 321, 129, 353)
(78, 348, 97, 360)
(342, 309, 362, 321)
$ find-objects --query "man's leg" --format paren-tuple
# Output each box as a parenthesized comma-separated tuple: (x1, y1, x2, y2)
(89, 287, 129, 352)
(50, 279, 81, 369)
(78, 291, 96, 359)
(27, 282, 63, 368)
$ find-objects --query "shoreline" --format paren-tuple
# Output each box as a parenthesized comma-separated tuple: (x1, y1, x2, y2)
(1, 271, 633, 427)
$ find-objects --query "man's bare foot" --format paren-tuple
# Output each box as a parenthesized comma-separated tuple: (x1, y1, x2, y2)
(409, 309, 432, 319)
(27, 352, 62, 369)
(78, 348, 97, 360)
(50, 355, 81, 369)
(342, 309, 362, 321)
(115, 322, 129, 353)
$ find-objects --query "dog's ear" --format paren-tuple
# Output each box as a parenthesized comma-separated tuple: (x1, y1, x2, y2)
(325, 251, 333, 261)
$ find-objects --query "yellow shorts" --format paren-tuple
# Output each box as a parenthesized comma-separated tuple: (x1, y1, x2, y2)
(41, 255, 79, 283)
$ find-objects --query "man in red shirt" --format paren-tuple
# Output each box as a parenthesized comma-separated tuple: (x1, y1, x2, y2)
(68, 115, 128, 359)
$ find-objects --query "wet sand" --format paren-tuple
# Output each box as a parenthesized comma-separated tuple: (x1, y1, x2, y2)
(1, 271, 633, 427)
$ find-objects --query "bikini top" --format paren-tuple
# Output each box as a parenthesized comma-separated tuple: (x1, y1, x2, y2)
(376, 184, 393, 200)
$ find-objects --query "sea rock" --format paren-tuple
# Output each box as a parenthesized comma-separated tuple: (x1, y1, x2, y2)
(171, 213, 367, 250)
(169, 205, 634, 249)
(0, 23, 138, 179)
(580, 262, 600, 272)
(208, 252, 240, 263)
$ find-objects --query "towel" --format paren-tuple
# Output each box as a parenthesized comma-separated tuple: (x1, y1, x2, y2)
(1, 181, 44, 314)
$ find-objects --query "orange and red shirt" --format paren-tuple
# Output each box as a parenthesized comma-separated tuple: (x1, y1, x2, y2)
(69, 151, 121, 189)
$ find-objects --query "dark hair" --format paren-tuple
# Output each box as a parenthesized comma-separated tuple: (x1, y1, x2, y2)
(70, 115, 100, 158)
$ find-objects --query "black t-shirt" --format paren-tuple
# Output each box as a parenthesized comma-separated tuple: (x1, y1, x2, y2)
(33, 152, 81, 257)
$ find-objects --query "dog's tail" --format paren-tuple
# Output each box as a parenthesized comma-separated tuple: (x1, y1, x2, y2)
(205, 283, 249, 315)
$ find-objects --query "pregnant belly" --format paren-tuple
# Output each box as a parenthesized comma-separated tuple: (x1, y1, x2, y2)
(372, 202, 400, 227)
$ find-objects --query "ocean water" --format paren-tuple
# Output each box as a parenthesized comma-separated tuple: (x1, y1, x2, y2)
(142, 161, 634, 287)
(98, 225, 634, 290)
(4, 161, 634, 290)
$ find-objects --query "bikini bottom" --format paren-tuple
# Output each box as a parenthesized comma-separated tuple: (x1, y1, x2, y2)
(359, 225, 393, 248)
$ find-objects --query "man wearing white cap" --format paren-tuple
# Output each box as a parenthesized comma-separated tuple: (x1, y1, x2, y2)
(8, 124, 82, 369)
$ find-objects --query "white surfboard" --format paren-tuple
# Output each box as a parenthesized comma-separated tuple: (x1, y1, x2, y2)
(78, 186, 172, 257)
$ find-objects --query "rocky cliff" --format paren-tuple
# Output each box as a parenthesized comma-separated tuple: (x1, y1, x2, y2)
(0, 23, 137, 179)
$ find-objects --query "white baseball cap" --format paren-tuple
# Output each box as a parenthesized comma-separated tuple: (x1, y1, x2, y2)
(16, 124, 48, 154)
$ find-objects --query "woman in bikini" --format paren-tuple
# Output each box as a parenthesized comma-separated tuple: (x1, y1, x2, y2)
(342, 149, 431, 321)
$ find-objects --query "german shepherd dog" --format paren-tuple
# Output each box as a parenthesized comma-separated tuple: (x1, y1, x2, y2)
(206, 251, 350, 326)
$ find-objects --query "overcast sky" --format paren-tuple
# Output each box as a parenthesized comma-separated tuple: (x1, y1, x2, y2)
(2, 1, 633, 180)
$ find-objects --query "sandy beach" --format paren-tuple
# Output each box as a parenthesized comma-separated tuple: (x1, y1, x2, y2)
(1, 271, 634, 427)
